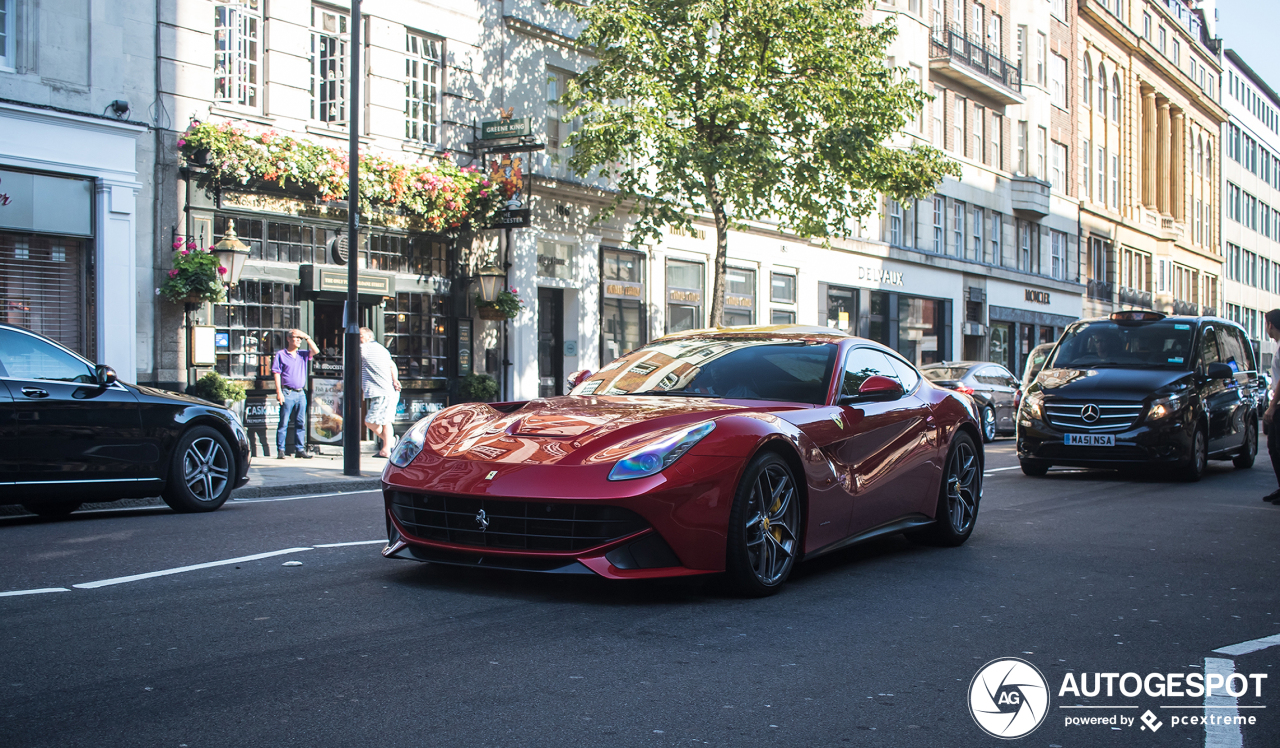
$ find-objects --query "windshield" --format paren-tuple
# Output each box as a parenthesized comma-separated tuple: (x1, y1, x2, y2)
(572, 338, 838, 404)
(1049, 321, 1195, 369)
(921, 366, 970, 381)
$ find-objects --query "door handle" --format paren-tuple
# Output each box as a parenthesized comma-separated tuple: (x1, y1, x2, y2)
(20, 387, 49, 399)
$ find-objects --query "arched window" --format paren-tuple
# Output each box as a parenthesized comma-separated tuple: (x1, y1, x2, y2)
(1098, 63, 1107, 113)
(1111, 74, 1121, 122)
(1206, 138, 1213, 176)
(1196, 134, 1204, 175)
(1082, 53, 1093, 107)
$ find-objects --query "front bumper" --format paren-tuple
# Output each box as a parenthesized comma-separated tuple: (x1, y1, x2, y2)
(1016, 415, 1194, 467)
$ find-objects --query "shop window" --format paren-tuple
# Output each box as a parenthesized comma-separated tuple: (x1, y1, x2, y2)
(310, 6, 348, 125)
(771, 309, 796, 324)
(0, 233, 92, 358)
(602, 249, 646, 362)
(215, 280, 300, 380)
(383, 292, 449, 380)
(897, 295, 945, 366)
(989, 323, 1011, 372)
(770, 272, 796, 304)
(537, 240, 573, 279)
(825, 285, 857, 334)
(665, 259, 704, 333)
(405, 33, 442, 145)
(213, 0, 262, 110)
(724, 268, 756, 326)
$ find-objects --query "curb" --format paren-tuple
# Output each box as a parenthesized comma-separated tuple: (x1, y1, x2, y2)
(0, 479, 383, 517)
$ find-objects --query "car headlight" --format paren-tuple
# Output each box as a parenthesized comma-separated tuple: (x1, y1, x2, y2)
(1021, 391, 1045, 420)
(1146, 395, 1184, 422)
(389, 412, 440, 467)
(607, 422, 716, 481)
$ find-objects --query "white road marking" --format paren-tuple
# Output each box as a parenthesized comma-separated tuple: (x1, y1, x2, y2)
(1203, 657, 1243, 748)
(983, 466, 1021, 474)
(233, 489, 380, 503)
(1212, 632, 1280, 657)
(313, 540, 384, 548)
(71, 547, 315, 589)
(0, 587, 70, 597)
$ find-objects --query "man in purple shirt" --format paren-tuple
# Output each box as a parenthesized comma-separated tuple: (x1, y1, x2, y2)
(272, 328, 319, 458)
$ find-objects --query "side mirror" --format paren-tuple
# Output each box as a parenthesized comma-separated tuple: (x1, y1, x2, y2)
(567, 369, 593, 388)
(839, 375, 904, 404)
(95, 364, 117, 387)
(1205, 362, 1235, 380)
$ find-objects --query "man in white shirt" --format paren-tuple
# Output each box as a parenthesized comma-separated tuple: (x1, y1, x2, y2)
(359, 327, 401, 458)
(1263, 310, 1280, 503)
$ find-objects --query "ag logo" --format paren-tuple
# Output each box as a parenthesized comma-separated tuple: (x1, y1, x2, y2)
(968, 658, 1050, 739)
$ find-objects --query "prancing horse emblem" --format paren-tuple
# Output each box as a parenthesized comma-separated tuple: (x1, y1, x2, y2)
(1081, 404, 1100, 423)
(475, 509, 490, 532)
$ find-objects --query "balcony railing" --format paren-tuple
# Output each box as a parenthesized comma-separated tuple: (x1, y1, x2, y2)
(929, 24, 1023, 101)
(1118, 286, 1153, 309)
(1087, 278, 1115, 302)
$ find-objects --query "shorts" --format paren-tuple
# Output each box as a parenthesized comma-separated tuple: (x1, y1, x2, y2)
(366, 393, 399, 426)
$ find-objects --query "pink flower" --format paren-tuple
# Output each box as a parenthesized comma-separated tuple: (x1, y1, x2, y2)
(217, 266, 228, 275)
(181, 249, 189, 256)
(186, 239, 197, 249)
(177, 139, 186, 147)
(481, 180, 491, 187)
(207, 246, 216, 252)
(168, 269, 180, 278)
(172, 239, 184, 250)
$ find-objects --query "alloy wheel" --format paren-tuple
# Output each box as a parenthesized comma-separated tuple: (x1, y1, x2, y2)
(945, 440, 980, 535)
(183, 436, 230, 502)
(743, 463, 799, 586)
(982, 406, 996, 441)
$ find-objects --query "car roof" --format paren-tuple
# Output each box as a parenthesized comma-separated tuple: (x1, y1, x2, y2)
(654, 324, 853, 344)
(1072, 314, 1241, 330)
(921, 360, 1008, 371)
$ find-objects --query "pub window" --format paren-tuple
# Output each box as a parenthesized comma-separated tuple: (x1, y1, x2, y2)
(215, 280, 301, 380)
(383, 292, 449, 380)
(214, 0, 262, 110)
(310, 6, 348, 125)
(365, 233, 410, 273)
(724, 268, 756, 327)
(411, 236, 447, 277)
(266, 221, 316, 264)
(405, 33, 442, 145)
(665, 259, 704, 334)
(537, 240, 573, 279)
(215, 215, 265, 260)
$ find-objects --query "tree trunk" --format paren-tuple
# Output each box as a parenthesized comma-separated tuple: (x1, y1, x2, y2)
(706, 172, 730, 328)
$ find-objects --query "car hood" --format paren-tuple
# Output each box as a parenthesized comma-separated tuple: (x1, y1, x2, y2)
(1035, 367, 1193, 401)
(130, 383, 232, 410)
(423, 396, 801, 466)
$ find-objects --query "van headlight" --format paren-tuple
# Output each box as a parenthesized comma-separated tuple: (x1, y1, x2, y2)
(1021, 391, 1045, 420)
(1146, 395, 1183, 422)
(389, 413, 439, 467)
(608, 422, 715, 481)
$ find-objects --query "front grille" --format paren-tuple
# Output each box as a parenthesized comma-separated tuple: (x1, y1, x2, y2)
(389, 492, 648, 552)
(1037, 443, 1150, 461)
(1044, 401, 1143, 432)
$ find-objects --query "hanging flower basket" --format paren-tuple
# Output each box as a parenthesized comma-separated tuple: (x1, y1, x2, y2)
(477, 304, 509, 321)
(475, 288, 524, 321)
(161, 238, 228, 304)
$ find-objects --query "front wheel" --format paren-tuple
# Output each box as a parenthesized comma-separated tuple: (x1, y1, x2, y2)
(1182, 426, 1208, 482)
(1234, 418, 1257, 469)
(725, 453, 801, 597)
(911, 433, 981, 547)
(980, 406, 996, 443)
(1020, 459, 1050, 477)
(163, 426, 236, 513)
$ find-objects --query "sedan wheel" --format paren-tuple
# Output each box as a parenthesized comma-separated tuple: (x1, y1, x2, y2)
(1233, 418, 1257, 469)
(911, 432, 981, 547)
(163, 426, 235, 513)
(981, 406, 996, 443)
(726, 453, 800, 597)
(1182, 427, 1208, 482)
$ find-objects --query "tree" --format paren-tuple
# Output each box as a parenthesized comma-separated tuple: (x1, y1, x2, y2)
(558, 0, 959, 326)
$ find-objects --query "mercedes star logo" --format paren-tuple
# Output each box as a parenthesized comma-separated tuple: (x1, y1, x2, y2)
(1081, 404, 1100, 423)
(475, 509, 490, 532)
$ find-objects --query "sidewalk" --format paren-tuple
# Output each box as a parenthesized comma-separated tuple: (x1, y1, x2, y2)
(232, 450, 387, 499)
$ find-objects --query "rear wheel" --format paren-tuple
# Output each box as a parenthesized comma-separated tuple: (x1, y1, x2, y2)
(1182, 426, 1208, 482)
(1234, 418, 1257, 469)
(21, 501, 83, 518)
(1020, 459, 1050, 476)
(163, 426, 236, 513)
(912, 433, 981, 547)
(725, 453, 800, 597)
(980, 406, 996, 443)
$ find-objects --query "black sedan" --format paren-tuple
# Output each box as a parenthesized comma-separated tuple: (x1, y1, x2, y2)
(921, 361, 1020, 442)
(0, 323, 250, 517)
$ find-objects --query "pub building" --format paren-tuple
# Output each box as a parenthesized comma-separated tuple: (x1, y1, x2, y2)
(185, 182, 468, 455)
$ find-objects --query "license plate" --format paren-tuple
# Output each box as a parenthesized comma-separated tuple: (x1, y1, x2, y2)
(1065, 434, 1115, 446)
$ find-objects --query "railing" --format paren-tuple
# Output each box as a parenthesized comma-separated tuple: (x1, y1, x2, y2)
(1087, 278, 1115, 302)
(1118, 286, 1153, 309)
(929, 24, 1022, 95)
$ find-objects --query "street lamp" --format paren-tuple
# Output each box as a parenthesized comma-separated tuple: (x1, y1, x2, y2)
(476, 262, 505, 303)
(213, 219, 252, 287)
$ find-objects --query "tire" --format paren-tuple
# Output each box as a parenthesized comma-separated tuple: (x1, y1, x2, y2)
(1020, 459, 1050, 477)
(1233, 417, 1257, 469)
(980, 405, 996, 443)
(1182, 425, 1208, 482)
(725, 452, 801, 597)
(22, 501, 83, 518)
(163, 426, 236, 513)
(912, 432, 981, 547)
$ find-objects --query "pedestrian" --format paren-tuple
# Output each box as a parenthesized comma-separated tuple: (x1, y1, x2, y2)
(360, 327, 401, 458)
(1263, 309, 1280, 503)
(271, 328, 318, 459)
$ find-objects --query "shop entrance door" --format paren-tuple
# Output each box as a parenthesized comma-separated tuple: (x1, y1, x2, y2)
(312, 300, 377, 376)
(538, 288, 564, 398)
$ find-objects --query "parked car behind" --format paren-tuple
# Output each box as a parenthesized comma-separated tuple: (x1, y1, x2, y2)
(921, 361, 1020, 442)
(0, 323, 250, 517)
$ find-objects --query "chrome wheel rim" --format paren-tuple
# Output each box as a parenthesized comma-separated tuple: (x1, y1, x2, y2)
(983, 407, 996, 440)
(1194, 430, 1207, 473)
(744, 464, 798, 586)
(1246, 422, 1257, 456)
(945, 441, 980, 535)
(183, 437, 230, 502)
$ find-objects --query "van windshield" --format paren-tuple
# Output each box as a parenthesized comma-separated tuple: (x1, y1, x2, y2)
(1050, 321, 1195, 369)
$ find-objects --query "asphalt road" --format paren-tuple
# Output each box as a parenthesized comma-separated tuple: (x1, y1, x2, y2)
(2, 441, 1278, 747)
